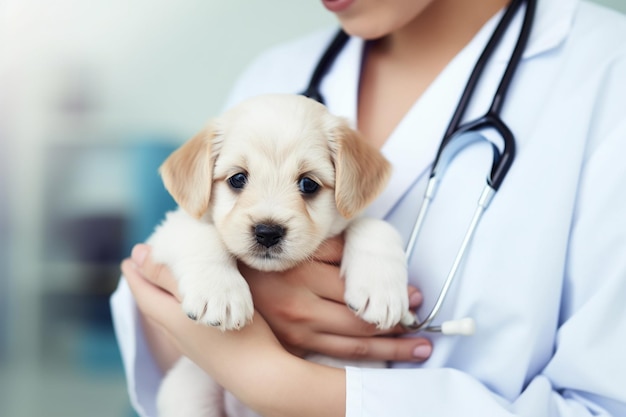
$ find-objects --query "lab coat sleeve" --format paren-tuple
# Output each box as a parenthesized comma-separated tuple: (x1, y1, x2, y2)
(110, 278, 162, 417)
(346, 58, 626, 417)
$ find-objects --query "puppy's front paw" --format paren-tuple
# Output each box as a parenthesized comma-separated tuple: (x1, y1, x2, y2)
(180, 272, 254, 331)
(343, 258, 409, 330)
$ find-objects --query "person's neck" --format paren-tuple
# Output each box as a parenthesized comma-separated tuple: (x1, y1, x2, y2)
(356, 0, 510, 148)
(372, 0, 509, 64)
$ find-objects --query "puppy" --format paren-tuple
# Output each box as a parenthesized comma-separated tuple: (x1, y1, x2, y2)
(148, 94, 414, 417)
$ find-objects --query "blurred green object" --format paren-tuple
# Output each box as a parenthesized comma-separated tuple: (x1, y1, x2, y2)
(126, 139, 178, 253)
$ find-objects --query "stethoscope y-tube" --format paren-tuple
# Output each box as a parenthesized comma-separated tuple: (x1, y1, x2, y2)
(404, 0, 536, 335)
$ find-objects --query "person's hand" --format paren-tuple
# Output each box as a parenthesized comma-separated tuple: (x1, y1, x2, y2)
(120, 245, 284, 370)
(122, 239, 432, 366)
(120, 246, 181, 372)
(121, 246, 335, 417)
(241, 235, 433, 362)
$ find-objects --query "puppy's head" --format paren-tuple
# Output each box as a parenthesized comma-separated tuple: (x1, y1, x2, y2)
(160, 94, 390, 271)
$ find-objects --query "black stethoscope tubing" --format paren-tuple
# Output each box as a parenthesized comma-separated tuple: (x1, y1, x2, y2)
(302, 0, 536, 334)
(302, 0, 536, 192)
(440, 0, 536, 191)
(300, 30, 349, 105)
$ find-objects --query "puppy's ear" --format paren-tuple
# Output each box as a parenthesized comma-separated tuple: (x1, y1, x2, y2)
(331, 123, 391, 218)
(159, 125, 218, 219)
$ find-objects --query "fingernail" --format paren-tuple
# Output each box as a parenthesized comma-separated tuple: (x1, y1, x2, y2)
(131, 244, 148, 267)
(409, 291, 423, 308)
(412, 344, 432, 360)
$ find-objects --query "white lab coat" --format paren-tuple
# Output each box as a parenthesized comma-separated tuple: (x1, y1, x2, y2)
(110, 0, 626, 415)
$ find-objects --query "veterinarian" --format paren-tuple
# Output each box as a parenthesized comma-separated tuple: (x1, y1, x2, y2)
(112, 0, 626, 416)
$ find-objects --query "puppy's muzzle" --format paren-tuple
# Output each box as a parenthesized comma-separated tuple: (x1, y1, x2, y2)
(254, 223, 286, 248)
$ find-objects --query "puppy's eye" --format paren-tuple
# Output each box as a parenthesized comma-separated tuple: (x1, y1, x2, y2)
(298, 177, 320, 195)
(228, 173, 247, 190)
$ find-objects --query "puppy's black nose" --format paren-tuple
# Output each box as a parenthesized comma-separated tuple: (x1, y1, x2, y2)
(254, 224, 285, 248)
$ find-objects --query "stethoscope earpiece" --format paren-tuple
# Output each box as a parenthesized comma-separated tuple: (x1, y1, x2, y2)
(441, 318, 476, 336)
(402, 315, 475, 336)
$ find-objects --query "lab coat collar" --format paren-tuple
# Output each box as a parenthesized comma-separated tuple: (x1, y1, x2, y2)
(492, 0, 578, 62)
(321, 0, 579, 114)
(320, 34, 362, 127)
(321, 0, 578, 219)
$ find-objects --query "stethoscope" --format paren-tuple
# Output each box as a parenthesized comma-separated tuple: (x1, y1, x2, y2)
(302, 0, 536, 336)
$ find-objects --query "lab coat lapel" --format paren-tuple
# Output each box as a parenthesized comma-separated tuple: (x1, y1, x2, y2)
(492, 0, 577, 63)
(365, 17, 512, 219)
(319, 35, 362, 124)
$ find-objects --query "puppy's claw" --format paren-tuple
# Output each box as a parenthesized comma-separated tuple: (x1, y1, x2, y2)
(345, 286, 407, 330)
(179, 271, 254, 331)
(400, 311, 418, 328)
(347, 298, 370, 315)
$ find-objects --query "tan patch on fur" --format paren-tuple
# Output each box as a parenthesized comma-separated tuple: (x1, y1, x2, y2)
(159, 126, 216, 218)
(332, 124, 391, 218)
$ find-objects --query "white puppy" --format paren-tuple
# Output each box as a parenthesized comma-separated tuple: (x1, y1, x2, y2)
(149, 94, 414, 417)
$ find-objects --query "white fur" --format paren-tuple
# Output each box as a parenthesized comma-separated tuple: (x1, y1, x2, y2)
(149, 94, 413, 417)
(342, 217, 414, 329)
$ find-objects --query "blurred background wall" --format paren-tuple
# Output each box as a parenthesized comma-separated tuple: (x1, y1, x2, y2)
(0, 0, 624, 416)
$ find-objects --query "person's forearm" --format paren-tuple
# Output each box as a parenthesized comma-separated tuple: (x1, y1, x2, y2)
(183, 314, 346, 417)
(124, 255, 348, 417)
(233, 349, 346, 417)
(140, 313, 182, 373)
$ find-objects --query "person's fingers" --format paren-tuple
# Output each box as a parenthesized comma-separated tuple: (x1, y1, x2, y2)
(122, 258, 181, 328)
(407, 286, 423, 309)
(308, 298, 414, 336)
(246, 261, 424, 336)
(290, 276, 422, 334)
(286, 258, 424, 310)
(308, 333, 433, 363)
(127, 266, 186, 371)
(130, 244, 181, 300)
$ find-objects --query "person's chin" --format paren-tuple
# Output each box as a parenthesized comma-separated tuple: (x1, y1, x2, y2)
(338, 18, 391, 41)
